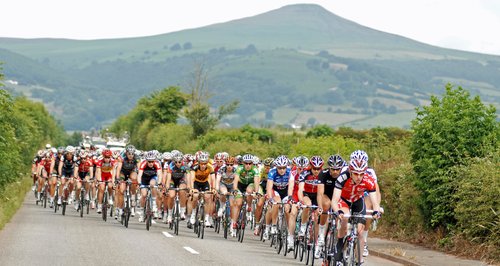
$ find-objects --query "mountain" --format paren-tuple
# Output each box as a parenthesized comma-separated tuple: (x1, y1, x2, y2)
(0, 4, 499, 130)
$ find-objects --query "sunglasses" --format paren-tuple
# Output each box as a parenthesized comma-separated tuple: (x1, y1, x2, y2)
(244, 162, 253, 165)
(312, 167, 322, 171)
(200, 163, 207, 166)
(175, 161, 182, 164)
(330, 168, 342, 171)
(277, 166, 287, 170)
(147, 160, 155, 163)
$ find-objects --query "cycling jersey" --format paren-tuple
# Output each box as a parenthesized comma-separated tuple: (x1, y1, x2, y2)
(235, 165, 260, 185)
(119, 154, 139, 174)
(169, 165, 188, 187)
(60, 154, 77, 177)
(218, 165, 236, 185)
(318, 169, 340, 198)
(41, 157, 53, 174)
(96, 158, 116, 181)
(191, 163, 214, 183)
(335, 170, 376, 203)
(268, 167, 291, 191)
(299, 170, 320, 194)
(139, 160, 161, 178)
(77, 158, 93, 173)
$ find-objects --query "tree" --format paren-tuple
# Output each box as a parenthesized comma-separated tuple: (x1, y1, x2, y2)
(306, 124, 334, 138)
(184, 63, 239, 138)
(410, 84, 499, 229)
(140, 87, 187, 125)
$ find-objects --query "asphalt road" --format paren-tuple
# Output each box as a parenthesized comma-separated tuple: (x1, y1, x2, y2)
(0, 193, 401, 266)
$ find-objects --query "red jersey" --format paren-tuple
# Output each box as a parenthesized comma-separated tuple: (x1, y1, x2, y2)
(299, 169, 320, 194)
(335, 171, 376, 203)
(78, 158, 94, 173)
(41, 157, 53, 173)
(96, 158, 116, 180)
(139, 160, 162, 177)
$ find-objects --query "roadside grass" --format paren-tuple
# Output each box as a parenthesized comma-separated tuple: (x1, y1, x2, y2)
(0, 177, 31, 230)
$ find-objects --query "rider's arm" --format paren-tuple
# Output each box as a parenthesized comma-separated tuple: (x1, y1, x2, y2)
(369, 191, 380, 213)
(49, 159, 55, 176)
(156, 169, 162, 185)
(58, 158, 63, 177)
(233, 174, 240, 191)
(74, 164, 79, 178)
(331, 188, 342, 213)
(116, 161, 123, 176)
(287, 174, 295, 197)
(165, 172, 172, 188)
(266, 179, 274, 199)
(96, 167, 102, 182)
(209, 173, 216, 191)
(189, 170, 195, 189)
(317, 183, 325, 210)
(298, 182, 305, 203)
(89, 166, 94, 179)
(137, 170, 143, 185)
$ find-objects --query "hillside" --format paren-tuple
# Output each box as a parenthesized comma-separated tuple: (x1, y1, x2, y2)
(0, 4, 499, 130)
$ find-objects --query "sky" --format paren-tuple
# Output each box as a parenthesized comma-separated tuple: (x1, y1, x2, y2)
(1, 0, 500, 55)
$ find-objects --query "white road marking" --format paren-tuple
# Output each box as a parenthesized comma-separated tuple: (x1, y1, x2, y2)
(162, 231, 173, 238)
(183, 246, 199, 255)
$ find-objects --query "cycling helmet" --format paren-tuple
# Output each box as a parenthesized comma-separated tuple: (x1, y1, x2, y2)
(57, 146, 65, 153)
(225, 156, 235, 165)
(173, 155, 183, 162)
(235, 155, 243, 164)
(294, 155, 310, 168)
(263, 157, 275, 166)
(184, 154, 194, 162)
(51, 147, 57, 154)
(65, 146, 75, 153)
(274, 155, 289, 167)
(80, 151, 88, 158)
(162, 152, 172, 161)
(309, 156, 324, 168)
(126, 145, 136, 154)
(328, 154, 345, 169)
(349, 150, 368, 173)
(198, 153, 209, 163)
(253, 156, 260, 165)
(145, 151, 156, 161)
(102, 149, 112, 158)
(113, 150, 120, 159)
(45, 143, 51, 149)
(214, 152, 224, 160)
(221, 152, 229, 160)
(242, 154, 253, 163)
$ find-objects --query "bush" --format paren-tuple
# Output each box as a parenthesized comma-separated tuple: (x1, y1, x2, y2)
(453, 153, 500, 261)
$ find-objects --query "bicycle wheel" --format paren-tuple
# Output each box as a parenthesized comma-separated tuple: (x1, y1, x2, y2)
(86, 188, 91, 214)
(146, 195, 152, 231)
(54, 188, 59, 213)
(199, 206, 205, 239)
(43, 185, 48, 208)
(238, 208, 246, 243)
(193, 206, 199, 234)
(324, 224, 337, 265)
(103, 191, 108, 222)
(80, 190, 84, 217)
(307, 220, 316, 266)
(174, 203, 180, 235)
(223, 212, 229, 239)
(282, 216, 288, 256)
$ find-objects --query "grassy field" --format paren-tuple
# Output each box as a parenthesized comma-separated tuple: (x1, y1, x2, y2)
(0, 177, 31, 230)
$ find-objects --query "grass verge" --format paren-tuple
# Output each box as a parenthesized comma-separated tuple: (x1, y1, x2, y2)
(0, 177, 31, 230)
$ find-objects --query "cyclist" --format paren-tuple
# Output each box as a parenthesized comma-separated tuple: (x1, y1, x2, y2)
(316, 154, 345, 257)
(232, 154, 261, 235)
(215, 156, 237, 235)
(57, 146, 78, 206)
(137, 151, 162, 222)
(36, 150, 54, 203)
(286, 155, 309, 252)
(188, 153, 216, 228)
(115, 145, 140, 221)
(362, 160, 381, 257)
(298, 156, 324, 258)
(95, 149, 116, 214)
(331, 150, 381, 265)
(74, 151, 94, 211)
(254, 157, 274, 236)
(263, 155, 291, 240)
(31, 150, 43, 192)
(164, 155, 189, 224)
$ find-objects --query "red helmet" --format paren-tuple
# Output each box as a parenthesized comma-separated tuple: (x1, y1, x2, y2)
(102, 149, 112, 158)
